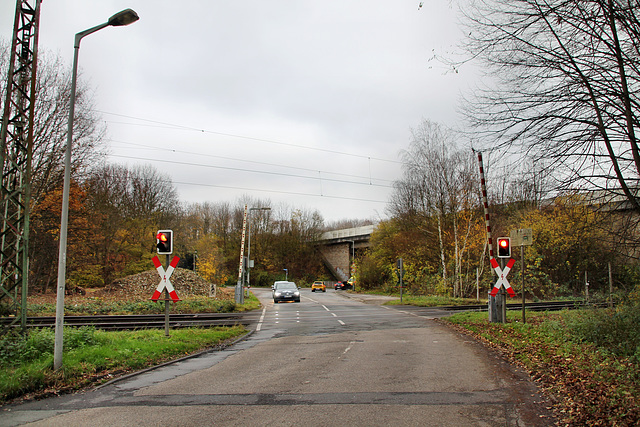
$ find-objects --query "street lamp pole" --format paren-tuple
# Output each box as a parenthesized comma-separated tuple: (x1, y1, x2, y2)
(346, 240, 355, 260)
(346, 240, 355, 290)
(54, 8, 139, 371)
(246, 207, 270, 290)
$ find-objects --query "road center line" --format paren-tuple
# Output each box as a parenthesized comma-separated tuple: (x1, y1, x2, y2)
(256, 307, 266, 331)
(341, 340, 356, 356)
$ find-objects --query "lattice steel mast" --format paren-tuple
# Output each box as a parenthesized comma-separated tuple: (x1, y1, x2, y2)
(0, 0, 42, 331)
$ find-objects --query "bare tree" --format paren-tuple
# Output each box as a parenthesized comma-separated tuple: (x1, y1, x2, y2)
(127, 164, 179, 221)
(1, 41, 106, 203)
(460, 0, 640, 209)
(81, 164, 179, 284)
(389, 120, 481, 296)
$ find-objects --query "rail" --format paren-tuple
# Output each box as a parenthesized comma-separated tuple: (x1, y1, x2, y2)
(437, 300, 611, 312)
(0, 312, 253, 331)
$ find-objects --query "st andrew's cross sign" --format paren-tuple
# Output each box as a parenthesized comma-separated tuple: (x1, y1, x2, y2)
(490, 257, 516, 297)
(151, 255, 181, 302)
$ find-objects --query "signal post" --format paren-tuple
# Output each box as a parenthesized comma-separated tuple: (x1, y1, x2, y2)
(153, 230, 180, 336)
(489, 237, 513, 323)
(511, 228, 533, 323)
(489, 230, 533, 323)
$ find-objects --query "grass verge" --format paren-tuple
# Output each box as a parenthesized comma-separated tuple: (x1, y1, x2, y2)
(444, 309, 640, 426)
(26, 292, 261, 316)
(383, 294, 483, 307)
(0, 325, 247, 405)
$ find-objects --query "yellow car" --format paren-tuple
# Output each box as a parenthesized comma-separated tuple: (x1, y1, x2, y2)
(311, 281, 326, 292)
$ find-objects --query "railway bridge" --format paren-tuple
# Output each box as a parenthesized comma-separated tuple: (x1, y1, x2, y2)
(318, 225, 376, 282)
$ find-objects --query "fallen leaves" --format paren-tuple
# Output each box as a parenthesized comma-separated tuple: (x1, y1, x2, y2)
(443, 315, 640, 426)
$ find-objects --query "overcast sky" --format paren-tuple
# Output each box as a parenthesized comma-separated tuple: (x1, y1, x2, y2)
(1, 0, 475, 223)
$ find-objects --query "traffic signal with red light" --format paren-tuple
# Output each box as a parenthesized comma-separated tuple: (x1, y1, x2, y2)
(156, 230, 173, 254)
(497, 237, 510, 258)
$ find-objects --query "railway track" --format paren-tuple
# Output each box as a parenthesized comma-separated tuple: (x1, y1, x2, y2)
(0, 312, 253, 331)
(1, 301, 609, 331)
(438, 300, 610, 312)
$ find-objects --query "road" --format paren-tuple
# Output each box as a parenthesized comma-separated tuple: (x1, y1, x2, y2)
(1, 288, 555, 426)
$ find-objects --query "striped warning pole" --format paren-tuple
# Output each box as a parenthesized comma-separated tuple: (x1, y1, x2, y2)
(236, 205, 248, 304)
(477, 150, 509, 322)
(477, 151, 494, 260)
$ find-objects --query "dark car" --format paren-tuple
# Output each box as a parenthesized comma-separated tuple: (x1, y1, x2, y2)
(273, 281, 300, 303)
(334, 281, 352, 290)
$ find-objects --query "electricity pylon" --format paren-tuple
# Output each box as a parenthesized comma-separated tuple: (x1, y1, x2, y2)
(0, 0, 42, 332)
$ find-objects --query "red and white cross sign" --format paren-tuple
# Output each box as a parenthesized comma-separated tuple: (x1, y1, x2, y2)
(151, 255, 181, 302)
(490, 257, 516, 297)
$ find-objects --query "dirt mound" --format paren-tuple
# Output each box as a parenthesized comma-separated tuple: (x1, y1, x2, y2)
(99, 268, 227, 300)
(28, 269, 233, 305)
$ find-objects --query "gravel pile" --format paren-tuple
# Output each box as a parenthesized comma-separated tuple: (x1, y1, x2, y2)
(100, 268, 221, 300)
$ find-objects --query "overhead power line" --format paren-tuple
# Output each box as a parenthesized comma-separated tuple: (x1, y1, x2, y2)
(171, 179, 388, 204)
(100, 110, 402, 165)
(107, 138, 396, 184)
(110, 154, 393, 188)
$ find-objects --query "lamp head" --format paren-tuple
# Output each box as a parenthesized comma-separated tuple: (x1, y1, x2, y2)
(108, 9, 139, 27)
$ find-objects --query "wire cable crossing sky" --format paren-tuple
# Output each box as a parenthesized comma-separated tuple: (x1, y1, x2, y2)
(0, 0, 471, 221)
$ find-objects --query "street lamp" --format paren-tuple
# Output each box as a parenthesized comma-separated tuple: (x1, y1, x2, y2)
(54, 8, 139, 371)
(246, 207, 270, 289)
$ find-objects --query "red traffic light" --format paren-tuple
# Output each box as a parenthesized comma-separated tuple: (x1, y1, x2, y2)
(156, 230, 173, 254)
(497, 237, 510, 258)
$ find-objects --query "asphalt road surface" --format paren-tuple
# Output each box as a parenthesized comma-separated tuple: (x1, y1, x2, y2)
(1, 288, 556, 426)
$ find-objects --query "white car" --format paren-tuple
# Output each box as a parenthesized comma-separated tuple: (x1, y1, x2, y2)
(272, 280, 289, 290)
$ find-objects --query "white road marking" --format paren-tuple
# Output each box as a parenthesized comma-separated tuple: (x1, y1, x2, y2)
(340, 340, 356, 357)
(398, 309, 435, 320)
(256, 307, 266, 331)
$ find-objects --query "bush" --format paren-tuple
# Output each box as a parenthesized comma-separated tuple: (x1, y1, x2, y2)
(562, 305, 640, 362)
(0, 303, 14, 316)
(356, 255, 392, 290)
(64, 326, 100, 349)
(68, 264, 104, 288)
(0, 327, 99, 367)
(0, 329, 53, 366)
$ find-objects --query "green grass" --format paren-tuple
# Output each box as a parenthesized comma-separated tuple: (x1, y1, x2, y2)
(1, 292, 260, 403)
(383, 294, 484, 307)
(26, 293, 261, 316)
(0, 325, 247, 404)
(444, 307, 640, 425)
